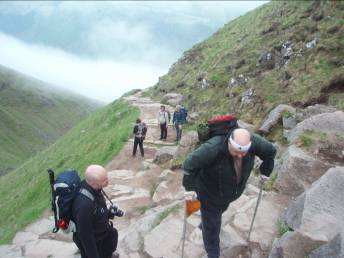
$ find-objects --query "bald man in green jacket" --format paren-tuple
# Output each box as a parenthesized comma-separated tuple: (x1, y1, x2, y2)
(182, 128, 276, 258)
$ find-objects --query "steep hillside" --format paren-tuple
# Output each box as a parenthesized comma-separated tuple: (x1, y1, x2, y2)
(0, 65, 101, 175)
(147, 1, 343, 125)
(0, 98, 139, 244)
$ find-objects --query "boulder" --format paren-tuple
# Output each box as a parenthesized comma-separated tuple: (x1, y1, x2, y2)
(153, 146, 178, 164)
(269, 214, 340, 258)
(176, 131, 198, 156)
(258, 51, 275, 70)
(288, 111, 344, 142)
(12, 231, 38, 246)
(162, 93, 184, 106)
(274, 145, 331, 196)
(228, 74, 249, 88)
(112, 188, 151, 211)
(24, 218, 53, 236)
(232, 195, 283, 252)
(159, 169, 174, 180)
(282, 115, 297, 130)
(144, 215, 184, 258)
(296, 104, 337, 122)
(152, 181, 174, 203)
(24, 239, 78, 257)
(0, 245, 23, 258)
(238, 120, 255, 132)
(220, 225, 249, 257)
(240, 88, 254, 107)
(259, 104, 296, 134)
(283, 167, 344, 257)
(108, 170, 135, 181)
(188, 112, 199, 122)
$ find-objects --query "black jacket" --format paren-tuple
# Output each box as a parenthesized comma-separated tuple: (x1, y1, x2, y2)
(72, 181, 111, 258)
(182, 134, 276, 206)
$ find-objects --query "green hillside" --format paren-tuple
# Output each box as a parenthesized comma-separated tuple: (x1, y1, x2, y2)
(0, 98, 139, 243)
(147, 1, 344, 125)
(0, 65, 101, 175)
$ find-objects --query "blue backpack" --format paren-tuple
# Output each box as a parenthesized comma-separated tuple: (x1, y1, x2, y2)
(48, 169, 93, 233)
(180, 107, 188, 122)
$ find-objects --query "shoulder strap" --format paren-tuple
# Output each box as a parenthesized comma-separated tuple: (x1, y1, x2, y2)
(79, 188, 95, 202)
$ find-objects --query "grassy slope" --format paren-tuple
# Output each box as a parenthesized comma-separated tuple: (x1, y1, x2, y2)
(0, 99, 139, 243)
(0, 65, 101, 174)
(147, 1, 344, 126)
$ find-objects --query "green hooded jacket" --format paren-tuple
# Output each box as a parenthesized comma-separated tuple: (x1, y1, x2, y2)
(182, 134, 276, 206)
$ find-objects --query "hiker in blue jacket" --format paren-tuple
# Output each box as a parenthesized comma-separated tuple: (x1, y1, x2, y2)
(172, 105, 187, 142)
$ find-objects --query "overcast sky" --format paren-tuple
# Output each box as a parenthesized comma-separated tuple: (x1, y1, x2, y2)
(0, 1, 267, 102)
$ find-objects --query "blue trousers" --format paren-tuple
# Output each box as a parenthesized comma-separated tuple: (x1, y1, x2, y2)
(198, 193, 229, 258)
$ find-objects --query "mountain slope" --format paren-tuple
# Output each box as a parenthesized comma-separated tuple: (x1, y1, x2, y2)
(0, 65, 101, 175)
(147, 1, 343, 125)
(0, 98, 139, 244)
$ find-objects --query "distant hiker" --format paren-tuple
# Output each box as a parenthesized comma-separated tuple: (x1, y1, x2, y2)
(172, 105, 187, 142)
(72, 165, 122, 258)
(157, 105, 169, 140)
(182, 127, 276, 258)
(132, 118, 147, 157)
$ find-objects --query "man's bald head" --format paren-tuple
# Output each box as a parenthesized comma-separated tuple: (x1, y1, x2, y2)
(228, 128, 252, 158)
(232, 128, 251, 146)
(85, 164, 108, 190)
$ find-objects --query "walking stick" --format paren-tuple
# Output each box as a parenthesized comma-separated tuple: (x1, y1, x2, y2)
(247, 179, 264, 242)
(181, 204, 187, 258)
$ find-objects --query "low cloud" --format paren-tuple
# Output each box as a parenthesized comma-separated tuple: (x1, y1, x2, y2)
(0, 32, 167, 102)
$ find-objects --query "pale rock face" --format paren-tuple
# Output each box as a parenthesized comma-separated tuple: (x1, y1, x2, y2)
(153, 146, 178, 164)
(288, 111, 344, 143)
(259, 104, 296, 134)
(24, 239, 78, 257)
(161, 93, 184, 106)
(281, 167, 344, 258)
(0, 245, 23, 258)
(144, 215, 184, 258)
(274, 145, 331, 196)
(152, 181, 174, 203)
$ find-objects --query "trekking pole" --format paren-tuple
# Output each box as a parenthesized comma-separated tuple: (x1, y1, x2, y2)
(47, 169, 59, 233)
(247, 178, 264, 242)
(181, 201, 187, 258)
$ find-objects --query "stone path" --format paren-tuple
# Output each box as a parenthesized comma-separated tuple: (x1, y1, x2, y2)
(0, 92, 290, 258)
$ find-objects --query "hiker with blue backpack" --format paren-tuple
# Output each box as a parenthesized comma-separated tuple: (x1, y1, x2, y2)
(182, 115, 276, 258)
(48, 165, 123, 258)
(172, 105, 187, 142)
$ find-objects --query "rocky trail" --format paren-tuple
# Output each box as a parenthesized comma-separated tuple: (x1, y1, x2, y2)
(1, 92, 344, 258)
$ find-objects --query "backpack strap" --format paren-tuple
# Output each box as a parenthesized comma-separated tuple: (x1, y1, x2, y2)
(79, 188, 95, 202)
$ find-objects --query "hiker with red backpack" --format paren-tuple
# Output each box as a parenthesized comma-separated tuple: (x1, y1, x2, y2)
(132, 118, 147, 157)
(182, 115, 276, 258)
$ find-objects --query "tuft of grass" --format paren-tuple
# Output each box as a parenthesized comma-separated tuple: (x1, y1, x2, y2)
(151, 204, 181, 229)
(149, 181, 159, 198)
(0, 99, 139, 244)
(297, 130, 328, 149)
(276, 219, 292, 237)
(263, 171, 277, 191)
(135, 205, 152, 216)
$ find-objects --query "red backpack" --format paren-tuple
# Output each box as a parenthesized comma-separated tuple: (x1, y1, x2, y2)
(197, 114, 238, 143)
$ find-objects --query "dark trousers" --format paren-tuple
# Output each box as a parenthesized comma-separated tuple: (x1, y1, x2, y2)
(160, 123, 167, 139)
(133, 137, 144, 157)
(175, 124, 182, 141)
(73, 227, 118, 258)
(198, 193, 229, 258)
